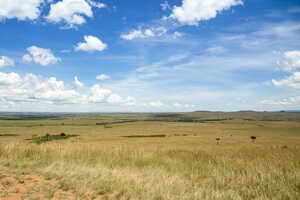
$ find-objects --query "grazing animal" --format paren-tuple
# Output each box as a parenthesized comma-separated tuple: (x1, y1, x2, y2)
(216, 138, 221, 144)
(250, 136, 256, 142)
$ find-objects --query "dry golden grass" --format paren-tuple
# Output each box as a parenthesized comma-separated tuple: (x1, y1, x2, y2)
(0, 113, 300, 199)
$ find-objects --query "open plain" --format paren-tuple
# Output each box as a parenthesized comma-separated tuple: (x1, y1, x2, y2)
(0, 112, 300, 200)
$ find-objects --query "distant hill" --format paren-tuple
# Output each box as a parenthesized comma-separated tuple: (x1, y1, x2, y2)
(278, 110, 300, 113)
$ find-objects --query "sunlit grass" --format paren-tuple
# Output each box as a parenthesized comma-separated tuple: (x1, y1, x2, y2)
(0, 113, 300, 199)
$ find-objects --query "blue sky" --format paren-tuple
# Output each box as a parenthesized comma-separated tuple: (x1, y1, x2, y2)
(0, 0, 300, 112)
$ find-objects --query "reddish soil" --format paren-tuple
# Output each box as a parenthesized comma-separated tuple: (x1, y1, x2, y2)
(0, 174, 124, 200)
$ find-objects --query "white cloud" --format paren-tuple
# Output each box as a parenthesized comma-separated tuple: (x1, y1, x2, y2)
(0, 72, 79, 103)
(144, 29, 155, 37)
(75, 35, 107, 52)
(155, 27, 168, 36)
(169, 0, 243, 25)
(261, 96, 300, 106)
(121, 29, 154, 40)
(0, 97, 15, 109)
(272, 72, 300, 89)
(161, 1, 171, 11)
(23, 46, 61, 66)
(0, 56, 14, 68)
(46, 0, 105, 28)
(256, 23, 300, 37)
(74, 76, 83, 88)
(86, 0, 105, 8)
(167, 54, 187, 62)
(172, 31, 183, 39)
(0, 0, 44, 21)
(205, 46, 226, 54)
(149, 101, 164, 107)
(88, 84, 112, 103)
(22, 54, 32, 63)
(121, 27, 167, 40)
(0, 72, 139, 108)
(172, 102, 195, 109)
(278, 50, 300, 72)
(0, 72, 21, 85)
(272, 50, 300, 89)
(173, 102, 181, 107)
(107, 94, 122, 104)
(60, 49, 71, 53)
(184, 104, 195, 108)
(96, 74, 110, 80)
(124, 96, 137, 106)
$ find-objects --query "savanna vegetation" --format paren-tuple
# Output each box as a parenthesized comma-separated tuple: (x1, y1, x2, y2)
(0, 112, 300, 199)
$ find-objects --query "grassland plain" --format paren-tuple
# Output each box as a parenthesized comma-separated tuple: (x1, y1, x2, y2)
(0, 112, 300, 200)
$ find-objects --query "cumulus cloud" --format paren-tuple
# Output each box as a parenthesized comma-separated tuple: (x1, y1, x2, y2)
(278, 50, 300, 72)
(272, 50, 300, 89)
(74, 76, 84, 88)
(169, 0, 243, 25)
(23, 46, 61, 66)
(0, 71, 200, 111)
(0, 56, 14, 68)
(46, 0, 105, 28)
(22, 54, 32, 63)
(121, 27, 167, 40)
(0, 0, 44, 21)
(272, 72, 300, 89)
(88, 84, 112, 103)
(261, 96, 300, 106)
(96, 74, 110, 80)
(0, 72, 79, 103)
(0, 72, 21, 85)
(75, 35, 107, 52)
(121, 29, 154, 40)
(0, 72, 138, 107)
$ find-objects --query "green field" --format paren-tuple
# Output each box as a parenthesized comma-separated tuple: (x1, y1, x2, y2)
(0, 112, 300, 200)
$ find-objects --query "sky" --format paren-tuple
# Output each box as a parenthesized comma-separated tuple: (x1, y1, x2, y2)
(0, 0, 300, 112)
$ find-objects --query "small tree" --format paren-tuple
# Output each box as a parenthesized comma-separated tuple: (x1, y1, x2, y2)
(250, 136, 256, 143)
(45, 133, 50, 141)
(216, 138, 221, 144)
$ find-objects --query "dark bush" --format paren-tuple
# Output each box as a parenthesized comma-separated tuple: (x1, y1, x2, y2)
(26, 133, 79, 144)
(0, 134, 18, 137)
(123, 134, 166, 138)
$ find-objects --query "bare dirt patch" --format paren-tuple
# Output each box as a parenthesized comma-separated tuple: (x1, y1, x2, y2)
(0, 174, 114, 200)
